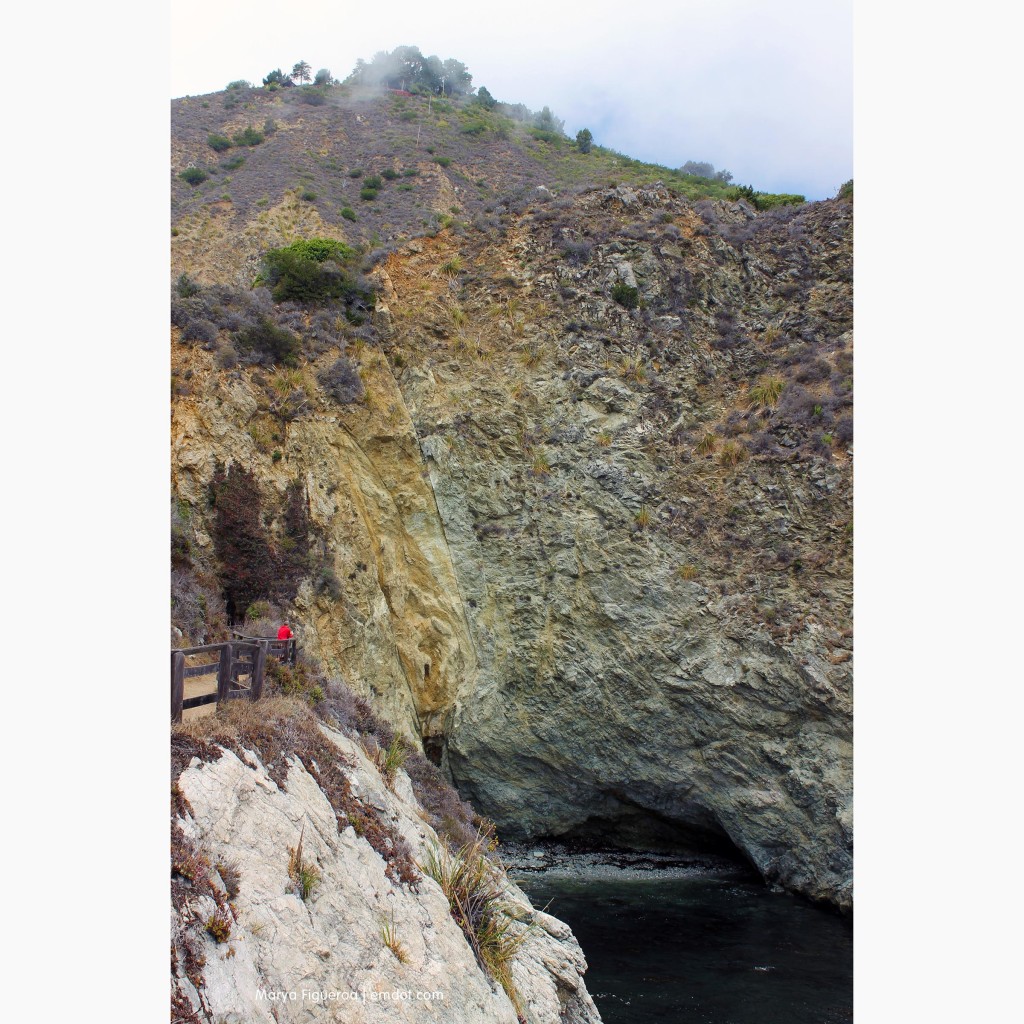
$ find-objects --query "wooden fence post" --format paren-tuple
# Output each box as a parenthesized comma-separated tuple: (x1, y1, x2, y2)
(251, 641, 268, 702)
(171, 651, 185, 723)
(217, 643, 233, 705)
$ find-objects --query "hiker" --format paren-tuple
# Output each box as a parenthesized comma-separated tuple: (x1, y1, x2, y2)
(277, 621, 294, 641)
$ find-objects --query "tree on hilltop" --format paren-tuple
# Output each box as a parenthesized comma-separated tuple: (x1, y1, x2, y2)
(680, 160, 715, 178)
(576, 128, 593, 153)
(344, 46, 472, 95)
(534, 106, 564, 134)
(475, 86, 497, 110)
(263, 68, 293, 87)
(292, 61, 312, 85)
(680, 159, 733, 183)
(441, 57, 472, 95)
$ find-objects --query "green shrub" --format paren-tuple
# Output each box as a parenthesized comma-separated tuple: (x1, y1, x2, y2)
(755, 192, 805, 210)
(274, 238, 354, 263)
(232, 126, 265, 147)
(260, 239, 364, 306)
(340, 206, 357, 221)
(300, 188, 317, 202)
(175, 272, 201, 298)
(207, 133, 233, 152)
(530, 128, 561, 144)
(433, 156, 452, 167)
(611, 281, 640, 309)
(837, 179, 853, 201)
(381, 168, 399, 180)
(179, 167, 208, 186)
(221, 154, 246, 171)
(363, 175, 382, 190)
(727, 184, 805, 210)
(348, 168, 363, 178)
(360, 187, 378, 201)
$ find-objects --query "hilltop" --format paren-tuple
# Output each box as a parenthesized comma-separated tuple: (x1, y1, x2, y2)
(172, 71, 806, 277)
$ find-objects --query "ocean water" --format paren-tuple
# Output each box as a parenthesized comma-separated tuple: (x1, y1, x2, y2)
(516, 871, 852, 1024)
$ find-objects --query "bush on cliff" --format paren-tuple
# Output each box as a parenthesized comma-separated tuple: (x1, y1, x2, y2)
(259, 238, 369, 307)
(232, 316, 300, 366)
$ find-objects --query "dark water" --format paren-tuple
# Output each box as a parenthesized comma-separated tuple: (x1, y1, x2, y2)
(517, 871, 852, 1024)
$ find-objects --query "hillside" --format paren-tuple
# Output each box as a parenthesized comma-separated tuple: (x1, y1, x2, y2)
(171, 76, 852, 913)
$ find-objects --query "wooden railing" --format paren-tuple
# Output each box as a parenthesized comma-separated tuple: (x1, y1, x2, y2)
(170, 634, 296, 723)
(231, 631, 297, 665)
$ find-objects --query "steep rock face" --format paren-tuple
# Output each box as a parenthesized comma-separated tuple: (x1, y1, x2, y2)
(172, 349, 475, 741)
(172, 178, 852, 908)
(389, 189, 852, 909)
(172, 723, 599, 1024)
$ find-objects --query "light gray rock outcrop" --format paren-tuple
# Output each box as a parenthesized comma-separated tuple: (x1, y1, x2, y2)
(172, 725, 600, 1024)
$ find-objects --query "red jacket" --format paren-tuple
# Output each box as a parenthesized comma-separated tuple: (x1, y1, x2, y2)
(277, 624, 293, 640)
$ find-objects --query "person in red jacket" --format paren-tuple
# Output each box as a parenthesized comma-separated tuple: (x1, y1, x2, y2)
(277, 621, 293, 641)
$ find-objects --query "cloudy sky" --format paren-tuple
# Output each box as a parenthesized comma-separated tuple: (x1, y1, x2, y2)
(171, 0, 851, 200)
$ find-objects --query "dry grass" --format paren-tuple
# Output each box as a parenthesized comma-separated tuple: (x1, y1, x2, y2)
(747, 374, 785, 409)
(423, 836, 524, 1012)
(695, 432, 717, 456)
(288, 825, 321, 901)
(520, 342, 545, 368)
(530, 451, 552, 476)
(718, 440, 747, 467)
(620, 354, 647, 383)
(381, 910, 410, 963)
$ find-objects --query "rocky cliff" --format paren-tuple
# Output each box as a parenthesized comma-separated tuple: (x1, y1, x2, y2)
(172, 88, 852, 911)
(172, 700, 599, 1023)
